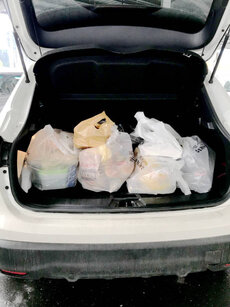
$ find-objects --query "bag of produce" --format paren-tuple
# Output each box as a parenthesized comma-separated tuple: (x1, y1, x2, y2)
(181, 136, 215, 193)
(127, 149, 191, 195)
(21, 125, 79, 191)
(78, 127, 134, 192)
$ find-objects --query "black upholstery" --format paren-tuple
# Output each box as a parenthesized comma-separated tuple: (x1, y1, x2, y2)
(20, 0, 228, 51)
(34, 48, 207, 96)
(32, 48, 208, 136)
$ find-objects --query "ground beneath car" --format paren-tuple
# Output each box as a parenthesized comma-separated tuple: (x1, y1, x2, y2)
(0, 271, 230, 306)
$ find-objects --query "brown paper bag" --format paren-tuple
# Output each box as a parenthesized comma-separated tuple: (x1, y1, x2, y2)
(74, 111, 114, 148)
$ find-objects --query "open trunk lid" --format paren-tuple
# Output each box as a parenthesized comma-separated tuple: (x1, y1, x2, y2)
(4, 0, 230, 61)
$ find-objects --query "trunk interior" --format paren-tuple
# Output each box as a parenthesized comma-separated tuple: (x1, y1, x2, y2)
(9, 49, 230, 212)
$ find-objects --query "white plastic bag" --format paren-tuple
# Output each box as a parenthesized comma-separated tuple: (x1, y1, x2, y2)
(78, 127, 134, 193)
(127, 150, 191, 195)
(20, 163, 32, 193)
(17, 150, 26, 179)
(131, 112, 183, 159)
(22, 125, 79, 191)
(181, 136, 215, 193)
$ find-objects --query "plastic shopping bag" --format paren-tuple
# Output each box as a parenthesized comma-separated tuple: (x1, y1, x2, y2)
(17, 150, 26, 179)
(181, 136, 215, 193)
(126, 149, 191, 195)
(21, 125, 79, 191)
(78, 127, 134, 192)
(20, 163, 32, 193)
(131, 112, 182, 159)
(74, 111, 114, 149)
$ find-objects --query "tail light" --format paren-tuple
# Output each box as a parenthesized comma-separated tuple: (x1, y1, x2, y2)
(0, 269, 27, 276)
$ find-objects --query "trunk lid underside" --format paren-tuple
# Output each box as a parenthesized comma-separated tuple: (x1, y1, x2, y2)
(5, 0, 230, 61)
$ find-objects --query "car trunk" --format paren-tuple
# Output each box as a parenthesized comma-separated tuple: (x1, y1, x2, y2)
(8, 48, 230, 213)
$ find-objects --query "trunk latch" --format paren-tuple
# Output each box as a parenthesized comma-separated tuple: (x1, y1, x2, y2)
(109, 196, 146, 208)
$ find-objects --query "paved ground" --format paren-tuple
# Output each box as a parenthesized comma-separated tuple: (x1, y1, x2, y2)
(0, 270, 230, 306)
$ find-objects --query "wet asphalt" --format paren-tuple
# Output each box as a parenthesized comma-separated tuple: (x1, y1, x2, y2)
(1, 270, 230, 307)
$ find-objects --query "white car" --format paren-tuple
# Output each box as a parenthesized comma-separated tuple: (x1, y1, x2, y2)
(208, 49, 230, 95)
(0, 0, 230, 281)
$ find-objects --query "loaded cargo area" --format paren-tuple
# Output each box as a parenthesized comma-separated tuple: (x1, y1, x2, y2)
(9, 49, 230, 212)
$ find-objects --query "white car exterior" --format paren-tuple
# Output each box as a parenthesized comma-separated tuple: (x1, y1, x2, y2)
(0, 66, 230, 245)
(0, 0, 230, 280)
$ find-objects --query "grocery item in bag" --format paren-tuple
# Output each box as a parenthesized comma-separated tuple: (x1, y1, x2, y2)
(21, 125, 79, 191)
(78, 127, 134, 192)
(131, 112, 182, 159)
(127, 149, 191, 195)
(20, 163, 32, 193)
(17, 150, 26, 179)
(181, 136, 215, 193)
(74, 111, 114, 149)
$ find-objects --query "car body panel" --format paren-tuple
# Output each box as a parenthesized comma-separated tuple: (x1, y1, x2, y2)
(1, 236, 230, 280)
(204, 72, 230, 135)
(0, 65, 34, 142)
(1, 164, 230, 245)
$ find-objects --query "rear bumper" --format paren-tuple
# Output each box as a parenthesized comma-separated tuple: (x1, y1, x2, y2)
(1, 236, 230, 281)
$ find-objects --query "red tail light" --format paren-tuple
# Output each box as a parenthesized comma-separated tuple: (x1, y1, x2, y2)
(0, 269, 27, 276)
